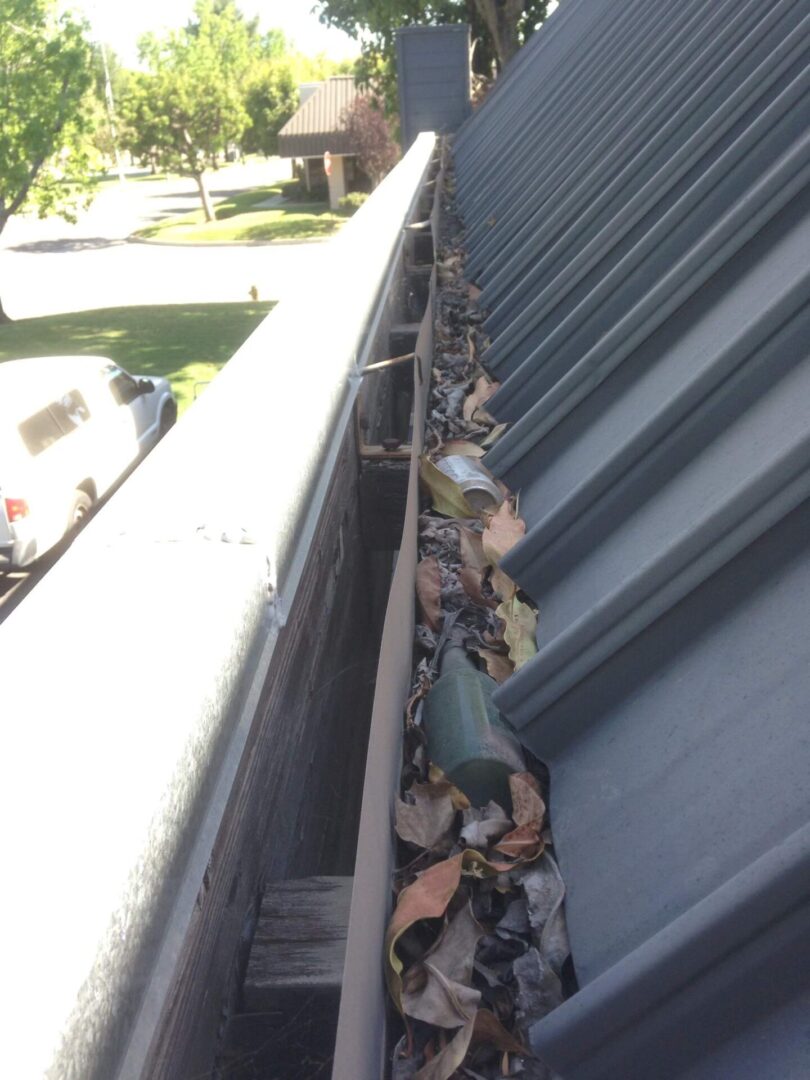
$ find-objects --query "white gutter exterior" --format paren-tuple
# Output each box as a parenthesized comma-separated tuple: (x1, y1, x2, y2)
(0, 132, 436, 1080)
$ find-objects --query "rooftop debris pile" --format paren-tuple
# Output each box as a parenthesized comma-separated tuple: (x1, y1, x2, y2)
(386, 147, 573, 1080)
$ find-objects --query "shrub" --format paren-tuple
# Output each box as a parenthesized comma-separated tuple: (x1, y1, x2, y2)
(338, 191, 369, 215)
(341, 96, 400, 187)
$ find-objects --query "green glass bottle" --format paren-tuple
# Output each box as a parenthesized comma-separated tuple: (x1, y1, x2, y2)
(422, 644, 526, 809)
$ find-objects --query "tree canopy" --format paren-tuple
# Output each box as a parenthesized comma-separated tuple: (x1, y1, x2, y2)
(127, 0, 253, 220)
(117, 2, 358, 214)
(0, 0, 95, 237)
(315, 0, 550, 111)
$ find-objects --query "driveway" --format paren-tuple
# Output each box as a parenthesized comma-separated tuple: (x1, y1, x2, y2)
(0, 159, 329, 319)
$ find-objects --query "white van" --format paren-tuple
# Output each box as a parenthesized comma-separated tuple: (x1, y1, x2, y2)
(0, 356, 176, 569)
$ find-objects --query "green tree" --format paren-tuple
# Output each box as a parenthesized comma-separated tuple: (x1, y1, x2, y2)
(129, 0, 252, 221)
(316, 0, 549, 113)
(243, 61, 299, 158)
(0, 0, 95, 231)
(116, 70, 166, 174)
(242, 33, 358, 159)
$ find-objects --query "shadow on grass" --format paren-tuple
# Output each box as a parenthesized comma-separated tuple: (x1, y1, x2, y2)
(0, 303, 274, 414)
(135, 180, 340, 241)
(8, 237, 128, 254)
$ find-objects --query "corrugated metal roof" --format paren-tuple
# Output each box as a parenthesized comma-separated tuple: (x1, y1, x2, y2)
(453, 0, 810, 1076)
(278, 76, 362, 158)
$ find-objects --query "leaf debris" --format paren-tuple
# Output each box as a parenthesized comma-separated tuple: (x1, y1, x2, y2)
(388, 143, 572, 1080)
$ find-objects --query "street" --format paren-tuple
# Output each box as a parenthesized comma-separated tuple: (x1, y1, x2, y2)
(0, 158, 328, 319)
(0, 158, 334, 622)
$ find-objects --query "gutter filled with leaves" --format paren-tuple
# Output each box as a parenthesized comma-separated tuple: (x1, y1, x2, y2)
(383, 146, 574, 1080)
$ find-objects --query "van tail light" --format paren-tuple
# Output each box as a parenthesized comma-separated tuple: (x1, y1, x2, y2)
(4, 498, 30, 522)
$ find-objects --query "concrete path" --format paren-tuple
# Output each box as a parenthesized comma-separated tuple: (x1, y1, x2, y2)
(0, 159, 328, 319)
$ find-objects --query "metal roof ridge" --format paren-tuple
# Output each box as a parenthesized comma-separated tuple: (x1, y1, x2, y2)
(529, 821, 810, 1073)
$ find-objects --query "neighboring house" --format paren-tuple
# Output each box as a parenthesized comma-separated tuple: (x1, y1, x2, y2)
(278, 76, 369, 210)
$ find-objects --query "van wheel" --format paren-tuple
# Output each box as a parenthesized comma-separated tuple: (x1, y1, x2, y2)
(68, 490, 93, 530)
(159, 402, 177, 437)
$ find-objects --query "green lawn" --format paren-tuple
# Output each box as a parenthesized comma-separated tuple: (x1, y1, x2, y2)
(0, 303, 274, 415)
(135, 180, 344, 243)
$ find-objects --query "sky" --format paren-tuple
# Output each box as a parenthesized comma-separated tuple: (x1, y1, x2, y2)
(65, 1, 360, 66)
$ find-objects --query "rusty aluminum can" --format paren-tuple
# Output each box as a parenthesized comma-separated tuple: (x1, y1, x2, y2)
(436, 454, 503, 512)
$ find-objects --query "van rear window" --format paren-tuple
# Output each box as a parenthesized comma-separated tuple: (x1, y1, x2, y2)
(51, 390, 91, 432)
(18, 390, 91, 455)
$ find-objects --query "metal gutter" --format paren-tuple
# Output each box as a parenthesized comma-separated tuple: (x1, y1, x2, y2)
(0, 131, 436, 1080)
(330, 139, 445, 1078)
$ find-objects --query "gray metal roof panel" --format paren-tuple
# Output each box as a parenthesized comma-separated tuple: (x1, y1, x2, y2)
(450, 1, 810, 1075)
(479, 3, 809, 339)
(504, 217, 810, 575)
(465, 0, 770, 270)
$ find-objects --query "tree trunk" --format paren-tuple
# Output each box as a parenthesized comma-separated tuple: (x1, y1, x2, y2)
(0, 210, 10, 320)
(194, 171, 216, 223)
(474, 0, 523, 68)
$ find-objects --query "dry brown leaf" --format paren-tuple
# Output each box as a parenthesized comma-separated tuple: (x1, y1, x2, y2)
(475, 647, 514, 684)
(490, 565, 517, 602)
(496, 595, 538, 670)
(459, 848, 515, 875)
(509, 772, 545, 830)
(471, 1009, 531, 1056)
(493, 824, 544, 861)
(522, 853, 570, 976)
(438, 255, 462, 274)
(406, 965, 480, 1029)
(406, 669, 433, 724)
(482, 501, 526, 567)
(459, 527, 498, 610)
(415, 1017, 474, 1080)
(463, 375, 500, 422)
(413, 1008, 529, 1080)
(421, 901, 483, 986)
(461, 567, 498, 610)
(513, 947, 564, 1039)
(420, 454, 477, 519)
(386, 852, 511, 1009)
(401, 902, 484, 1027)
(439, 440, 486, 459)
(460, 802, 513, 848)
(481, 422, 509, 449)
(386, 856, 463, 1010)
(396, 782, 456, 850)
(459, 526, 487, 574)
(429, 764, 471, 810)
(468, 282, 482, 303)
(416, 556, 442, 631)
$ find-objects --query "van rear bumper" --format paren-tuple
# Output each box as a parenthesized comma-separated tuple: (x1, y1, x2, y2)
(0, 539, 36, 571)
